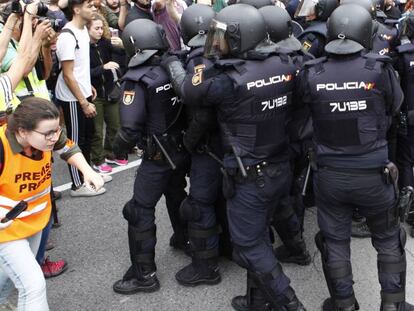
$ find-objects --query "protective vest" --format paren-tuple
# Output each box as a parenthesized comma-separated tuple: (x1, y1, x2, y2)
(397, 43, 414, 114)
(0, 126, 52, 243)
(372, 22, 399, 57)
(297, 21, 327, 57)
(121, 65, 184, 137)
(215, 55, 296, 160)
(304, 53, 391, 157)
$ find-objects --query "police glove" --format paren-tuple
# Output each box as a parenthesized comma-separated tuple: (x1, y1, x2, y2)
(160, 53, 180, 70)
(112, 131, 135, 160)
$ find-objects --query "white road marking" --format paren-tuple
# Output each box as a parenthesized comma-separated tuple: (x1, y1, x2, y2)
(53, 159, 142, 192)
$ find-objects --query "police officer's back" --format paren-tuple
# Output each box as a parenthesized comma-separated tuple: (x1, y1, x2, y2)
(298, 4, 413, 311)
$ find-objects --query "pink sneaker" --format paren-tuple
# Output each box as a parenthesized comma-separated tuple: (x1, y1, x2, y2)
(93, 163, 113, 173)
(106, 158, 128, 166)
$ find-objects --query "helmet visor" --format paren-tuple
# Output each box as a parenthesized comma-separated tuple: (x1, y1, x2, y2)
(204, 19, 229, 58)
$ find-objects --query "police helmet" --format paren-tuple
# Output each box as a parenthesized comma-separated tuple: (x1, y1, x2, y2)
(122, 19, 169, 68)
(340, 0, 376, 19)
(204, 4, 266, 58)
(402, 11, 414, 40)
(258, 5, 302, 51)
(180, 4, 216, 47)
(315, 0, 339, 21)
(325, 4, 373, 55)
(237, 0, 273, 9)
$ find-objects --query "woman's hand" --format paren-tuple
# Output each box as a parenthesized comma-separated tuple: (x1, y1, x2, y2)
(103, 61, 120, 70)
(83, 171, 105, 192)
(111, 37, 123, 48)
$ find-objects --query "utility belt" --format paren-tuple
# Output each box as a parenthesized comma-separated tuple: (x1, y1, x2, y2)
(143, 132, 184, 169)
(226, 161, 272, 184)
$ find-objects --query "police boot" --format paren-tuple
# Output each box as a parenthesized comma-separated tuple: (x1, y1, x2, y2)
(175, 257, 221, 287)
(381, 302, 414, 311)
(322, 298, 359, 311)
(274, 233, 311, 266)
(231, 273, 270, 311)
(315, 232, 358, 311)
(113, 265, 160, 294)
(351, 210, 371, 238)
(169, 233, 191, 256)
(113, 225, 160, 294)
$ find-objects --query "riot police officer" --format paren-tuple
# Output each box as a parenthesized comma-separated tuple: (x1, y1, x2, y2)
(168, 3, 224, 287)
(111, 19, 189, 294)
(298, 4, 412, 310)
(341, 0, 400, 61)
(163, 4, 306, 310)
(341, 0, 401, 239)
(259, 5, 313, 266)
(297, 0, 339, 58)
(396, 12, 414, 237)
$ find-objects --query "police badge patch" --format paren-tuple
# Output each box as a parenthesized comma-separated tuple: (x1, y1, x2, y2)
(192, 64, 206, 86)
(123, 91, 135, 105)
(302, 41, 312, 51)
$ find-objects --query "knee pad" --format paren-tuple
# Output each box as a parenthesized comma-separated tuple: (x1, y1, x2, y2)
(180, 197, 201, 222)
(123, 200, 139, 224)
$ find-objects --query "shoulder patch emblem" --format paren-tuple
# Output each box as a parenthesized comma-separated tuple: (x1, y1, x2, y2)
(192, 64, 206, 86)
(302, 41, 312, 51)
(123, 90, 135, 106)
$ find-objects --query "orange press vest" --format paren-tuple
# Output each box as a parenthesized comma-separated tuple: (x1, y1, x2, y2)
(0, 126, 52, 242)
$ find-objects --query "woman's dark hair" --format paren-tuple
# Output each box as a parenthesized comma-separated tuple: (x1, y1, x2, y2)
(7, 98, 60, 134)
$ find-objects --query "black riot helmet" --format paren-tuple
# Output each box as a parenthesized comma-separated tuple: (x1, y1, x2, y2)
(180, 4, 216, 47)
(340, 0, 376, 19)
(315, 0, 339, 21)
(237, 0, 273, 9)
(325, 4, 373, 55)
(258, 5, 302, 50)
(402, 11, 414, 40)
(122, 19, 169, 68)
(204, 4, 266, 58)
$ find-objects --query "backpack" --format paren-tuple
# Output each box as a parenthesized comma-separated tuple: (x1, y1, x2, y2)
(46, 29, 79, 94)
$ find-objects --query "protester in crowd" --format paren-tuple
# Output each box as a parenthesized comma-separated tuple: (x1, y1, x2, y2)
(56, 0, 110, 197)
(385, 0, 402, 18)
(106, 0, 120, 14)
(0, 98, 104, 311)
(88, 13, 126, 173)
(153, 0, 187, 51)
(47, 0, 68, 29)
(123, 0, 153, 27)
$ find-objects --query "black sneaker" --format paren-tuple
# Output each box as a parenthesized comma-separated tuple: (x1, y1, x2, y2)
(113, 272, 160, 295)
(274, 245, 311, 266)
(175, 262, 221, 287)
(351, 220, 371, 238)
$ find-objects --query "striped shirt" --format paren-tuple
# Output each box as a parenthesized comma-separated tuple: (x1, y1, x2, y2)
(0, 74, 13, 113)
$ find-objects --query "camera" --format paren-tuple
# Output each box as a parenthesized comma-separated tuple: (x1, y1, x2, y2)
(11, 0, 49, 16)
(37, 16, 64, 32)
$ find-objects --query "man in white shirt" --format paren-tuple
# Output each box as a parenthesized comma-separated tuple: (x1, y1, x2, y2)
(56, 0, 105, 197)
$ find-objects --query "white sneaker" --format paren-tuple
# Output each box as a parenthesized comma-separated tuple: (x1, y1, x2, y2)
(0, 302, 17, 311)
(100, 174, 112, 183)
(70, 184, 106, 197)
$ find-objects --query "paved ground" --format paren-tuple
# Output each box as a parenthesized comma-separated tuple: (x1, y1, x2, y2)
(9, 155, 414, 311)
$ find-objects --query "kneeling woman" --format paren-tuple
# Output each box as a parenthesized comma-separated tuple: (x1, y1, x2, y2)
(0, 98, 104, 310)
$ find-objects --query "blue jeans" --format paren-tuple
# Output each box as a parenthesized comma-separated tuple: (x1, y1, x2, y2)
(0, 232, 49, 311)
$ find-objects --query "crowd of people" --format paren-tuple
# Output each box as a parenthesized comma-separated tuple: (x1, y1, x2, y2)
(1, 0, 414, 310)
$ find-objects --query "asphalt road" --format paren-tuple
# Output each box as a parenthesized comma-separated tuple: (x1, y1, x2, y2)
(10, 155, 414, 311)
